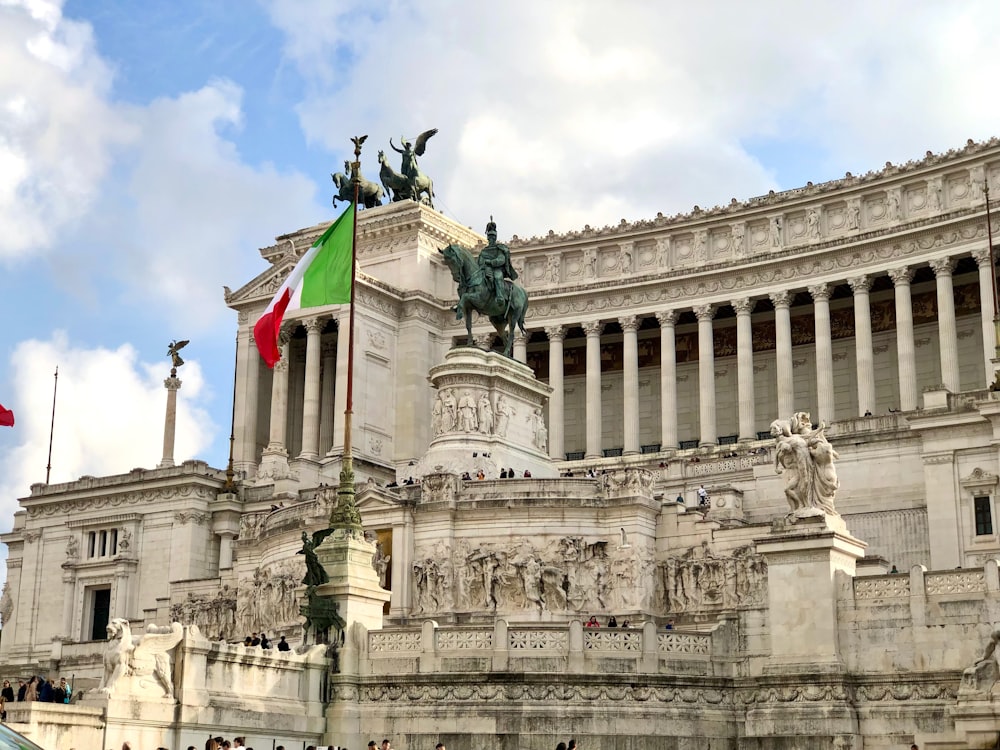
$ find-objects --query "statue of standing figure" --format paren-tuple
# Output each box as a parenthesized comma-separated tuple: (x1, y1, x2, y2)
(770, 412, 840, 517)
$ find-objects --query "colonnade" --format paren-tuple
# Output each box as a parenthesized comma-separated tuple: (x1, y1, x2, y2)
(534, 253, 995, 459)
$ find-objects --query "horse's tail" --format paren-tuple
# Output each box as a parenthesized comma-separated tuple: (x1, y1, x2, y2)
(517, 289, 528, 334)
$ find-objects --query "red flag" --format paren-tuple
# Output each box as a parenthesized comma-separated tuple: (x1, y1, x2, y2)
(0, 404, 12, 427)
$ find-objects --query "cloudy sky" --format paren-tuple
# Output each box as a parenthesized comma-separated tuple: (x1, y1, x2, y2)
(1, 0, 999, 548)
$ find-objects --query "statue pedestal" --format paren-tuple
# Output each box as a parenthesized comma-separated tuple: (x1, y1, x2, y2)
(314, 529, 390, 633)
(412, 347, 556, 480)
(754, 513, 866, 672)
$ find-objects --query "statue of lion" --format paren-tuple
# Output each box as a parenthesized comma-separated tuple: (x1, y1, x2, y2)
(98, 618, 184, 698)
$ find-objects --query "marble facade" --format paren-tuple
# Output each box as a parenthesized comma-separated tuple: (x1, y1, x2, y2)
(6, 139, 1000, 746)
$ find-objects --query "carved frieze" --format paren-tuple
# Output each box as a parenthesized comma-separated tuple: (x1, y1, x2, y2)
(658, 544, 767, 614)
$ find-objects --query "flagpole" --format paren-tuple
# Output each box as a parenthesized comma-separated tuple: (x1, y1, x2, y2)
(330, 135, 367, 533)
(45, 366, 58, 485)
(224, 334, 238, 490)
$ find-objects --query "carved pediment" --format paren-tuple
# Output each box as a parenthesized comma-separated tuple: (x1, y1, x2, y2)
(961, 468, 999, 493)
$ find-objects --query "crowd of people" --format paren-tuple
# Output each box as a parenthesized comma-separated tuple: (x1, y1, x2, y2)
(0, 676, 72, 719)
(584, 615, 632, 629)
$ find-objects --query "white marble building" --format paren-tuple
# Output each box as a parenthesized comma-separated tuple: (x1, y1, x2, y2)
(6, 138, 1000, 748)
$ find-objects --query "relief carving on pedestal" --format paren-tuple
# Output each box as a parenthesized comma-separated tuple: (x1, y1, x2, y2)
(234, 560, 305, 636)
(0, 582, 13, 627)
(658, 543, 767, 614)
(411, 535, 657, 616)
(169, 586, 237, 641)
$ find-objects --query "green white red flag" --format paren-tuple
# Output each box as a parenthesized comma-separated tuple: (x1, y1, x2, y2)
(253, 204, 355, 367)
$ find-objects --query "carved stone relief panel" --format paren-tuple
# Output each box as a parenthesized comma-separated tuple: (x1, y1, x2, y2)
(656, 544, 767, 614)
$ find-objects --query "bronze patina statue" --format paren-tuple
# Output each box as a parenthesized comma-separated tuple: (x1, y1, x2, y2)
(332, 159, 384, 209)
(167, 339, 188, 370)
(439, 218, 528, 358)
(388, 128, 437, 206)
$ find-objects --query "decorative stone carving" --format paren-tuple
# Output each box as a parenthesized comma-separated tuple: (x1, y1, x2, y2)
(457, 390, 479, 432)
(769, 412, 839, 517)
(618, 242, 633, 274)
(238, 513, 267, 542)
(99, 619, 184, 699)
(493, 393, 512, 438)
(960, 629, 1000, 697)
(477, 392, 494, 434)
(118, 527, 132, 553)
(846, 199, 861, 231)
(656, 237, 671, 267)
(373, 540, 391, 589)
(0, 582, 12, 627)
(583, 248, 597, 279)
(807, 208, 821, 238)
(169, 587, 237, 640)
(412, 534, 655, 616)
(730, 223, 746, 256)
(235, 560, 304, 635)
(769, 216, 782, 247)
(65, 536, 79, 561)
(545, 253, 561, 284)
(659, 544, 766, 614)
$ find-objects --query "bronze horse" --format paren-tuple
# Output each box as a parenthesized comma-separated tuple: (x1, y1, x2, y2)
(439, 243, 528, 357)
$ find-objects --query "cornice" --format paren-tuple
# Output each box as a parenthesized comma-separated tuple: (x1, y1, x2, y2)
(24, 484, 217, 518)
(516, 212, 987, 326)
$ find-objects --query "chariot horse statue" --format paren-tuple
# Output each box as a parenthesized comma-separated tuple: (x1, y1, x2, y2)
(439, 232, 528, 358)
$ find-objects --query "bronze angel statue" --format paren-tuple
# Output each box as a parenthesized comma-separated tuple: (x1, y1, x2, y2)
(388, 128, 437, 206)
(167, 339, 189, 369)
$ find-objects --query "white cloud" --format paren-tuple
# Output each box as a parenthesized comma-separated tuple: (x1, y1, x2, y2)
(0, 332, 216, 529)
(264, 0, 1000, 237)
(107, 79, 320, 329)
(0, 0, 132, 258)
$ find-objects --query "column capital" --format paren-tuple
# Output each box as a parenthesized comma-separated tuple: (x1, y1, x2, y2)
(278, 327, 293, 346)
(273, 356, 290, 373)
(888, 266, 914, 286)
(808, 283, 831, 302)
(655, 309, 678, 327)
(582, 320, 604, 337)
(474, 331, 495, 348)
(618, 314, 639, 332)
(929, 257, 955, 277)
(544, 325, 566, 342)
(848, 275, 872, 295)
(693, 304, 716, 322)
(973, 248, 993, 267)
(303, 316, 325, 334)
(769, 290, 791, 309)
(731, 297, 753, 315)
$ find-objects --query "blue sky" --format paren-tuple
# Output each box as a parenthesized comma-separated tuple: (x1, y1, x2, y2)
(2, 0, 1000, 540)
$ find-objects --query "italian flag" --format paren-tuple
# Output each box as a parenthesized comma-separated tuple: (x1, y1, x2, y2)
(254, 204, 355, 368)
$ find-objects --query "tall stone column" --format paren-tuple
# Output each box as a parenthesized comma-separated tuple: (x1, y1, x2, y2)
(694, 304, 717, 446)
(656, 310, 678, 450)
(974, 248, 998, 386)
(236, 329, 260, 477)
(770, 291, 795, 418)
(732, 298, 756, 441)
(266, 338, 290, 454)
(320, 342, 336, 454)
(889, 267, 918, 411)
(583, 320, 604, 459)
(545, 325, 566, 460)
(620, 315, 640, 455)
(157, 370, 182, 469)
(931, 257, 961, 392)
(300, 317, 323, 459)
(331, 312, 349, 455)
(218, 532, 236, 570)
(61, 567, 76, 638)
(849, 276, 875, 416)
(513, 330, 528, 364)
(809, 284, 835, 423)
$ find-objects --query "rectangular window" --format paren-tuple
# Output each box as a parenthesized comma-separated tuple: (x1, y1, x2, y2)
(99, 530, 107, 557)
(110, 529, 118, 556)
(86, 587, 111, 641)
(975, 496, 993, 536)
(87, 532, 96, 558)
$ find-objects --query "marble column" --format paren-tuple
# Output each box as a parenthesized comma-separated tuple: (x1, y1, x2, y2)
(218, 532, 236, 570)
(61, 568, 75, 638)
(694, 304, 717, 446)
(849, 276, 875, 416)
(889, 267, 918, 411)
(545, 325, 566, 460)
(331, 314, 349, 454)
(299, 317, 323, 459)
(620, 315, 640, 455)
(974, 248, 998, 386)
(809, 284, 835, 423)
(732, 298, 755, 441)
(319, 342, 336, 454)
(266, 338, 290, 454)
(513, 330, 527, 364)
(931, 257, 961, 392)
(583, 320, 604, 459)
(656, 310, 678, 450)
(158, 372, 182, 469)
(237, 330, 260, 477)
(770, 291, 795, 418)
